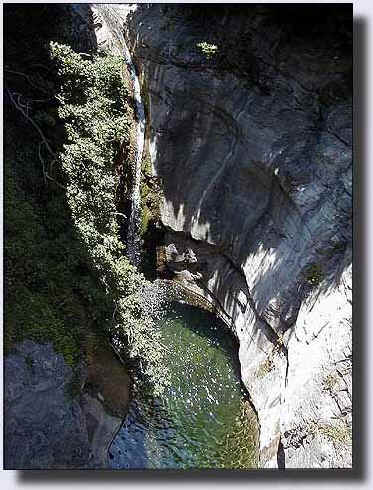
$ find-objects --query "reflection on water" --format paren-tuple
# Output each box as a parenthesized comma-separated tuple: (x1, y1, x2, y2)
(109, 302, 258, 469)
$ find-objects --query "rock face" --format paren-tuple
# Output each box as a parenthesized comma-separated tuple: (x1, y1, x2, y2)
(4, 340, 130, 469)
(126, 4, 352, 468)
(4, 341, 90, 469)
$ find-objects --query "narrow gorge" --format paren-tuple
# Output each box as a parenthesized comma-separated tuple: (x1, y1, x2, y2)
(4, 3, 352, 471)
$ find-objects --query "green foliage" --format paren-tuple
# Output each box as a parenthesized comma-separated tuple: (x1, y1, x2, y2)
(3, 6, 118, 369)
(304, 263, 324, 287)
(140, 206, 151, 236)
(50, 42, 169, 395)
(319, 422, 352, 445)
(322, 373, 338, 393)
(255, 358, 274, 378)
(197, 41, 218, 59)
(139, 149, 164, 279)
(4, 136, 97, 367)
(140, 153, 161, 237)
(309, 420, 352, 446)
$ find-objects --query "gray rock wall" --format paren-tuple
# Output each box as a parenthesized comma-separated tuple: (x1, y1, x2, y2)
(4, 340, 129, 469)
(4, 341, 91, 468)
(126, 4, 352, 468)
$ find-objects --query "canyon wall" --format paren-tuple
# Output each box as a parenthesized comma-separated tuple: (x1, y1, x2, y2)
(126, 4, 352, 468)
(3, 4, 130, 469)
(4, 340, 130, 468)
(4, 3, 352, 470)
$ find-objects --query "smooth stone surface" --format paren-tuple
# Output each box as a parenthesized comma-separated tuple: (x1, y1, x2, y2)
(123, 4, 352, 468)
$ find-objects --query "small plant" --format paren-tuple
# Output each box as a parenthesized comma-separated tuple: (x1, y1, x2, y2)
(319, 422, 352, 445)
(322, 373, 339, 393)
(304, 263, 324, 287)
(273, 333, 284, 353)
(256, 358, 274, 378)
(197, 41, 218, 59)
(140, 206, 151, 236)
(309, 419, 351, 446)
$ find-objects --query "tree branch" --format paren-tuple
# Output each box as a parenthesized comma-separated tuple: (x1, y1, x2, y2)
(5, 69, 51, 95)
(6, 87, 56, 157)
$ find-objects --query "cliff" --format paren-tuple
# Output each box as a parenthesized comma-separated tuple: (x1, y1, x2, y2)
(3, 3, 353, 470)
(4, 340, 129, 468)
(126, 4, 352, 468)
(3, 4, 130, 469)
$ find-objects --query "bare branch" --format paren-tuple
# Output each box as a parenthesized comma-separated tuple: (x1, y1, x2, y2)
(38, 142, 47, 185)
(5, 69, 51, 95)
(6, 87, 56, 157)
(45, 173, 67, 190)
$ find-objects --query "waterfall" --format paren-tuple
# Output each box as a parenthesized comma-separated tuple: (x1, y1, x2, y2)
(94, 4, 145, 266)
(123, 42, 145, 266)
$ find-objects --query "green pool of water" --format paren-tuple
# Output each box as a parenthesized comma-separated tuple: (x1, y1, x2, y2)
(108, 302, 258, 469)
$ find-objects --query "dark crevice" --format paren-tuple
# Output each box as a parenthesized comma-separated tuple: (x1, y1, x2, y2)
(277, 439, 286, 469)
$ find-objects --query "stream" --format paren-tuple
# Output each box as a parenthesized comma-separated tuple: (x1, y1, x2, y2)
(108, 302, 258, 470)
(122, 37, 145, 267)
(95, 4, 145, 265)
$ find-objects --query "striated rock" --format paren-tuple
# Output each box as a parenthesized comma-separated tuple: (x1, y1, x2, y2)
(125, 4, 352, 468)
(4, 340, 130, 469)
(68, 4, 98, 53)
(281, 265, 352, 468)
(4, 341, 90, 469)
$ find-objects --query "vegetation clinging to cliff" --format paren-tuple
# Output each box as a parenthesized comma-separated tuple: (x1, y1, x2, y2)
(50, 42, 169, 395)
(4, 4, 104, 366)
(196, 41, 218, 59)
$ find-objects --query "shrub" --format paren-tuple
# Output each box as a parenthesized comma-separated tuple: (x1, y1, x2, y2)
(309, 419, 352, 447)
(322, 373, 338, 393)
(256, 358, 274, 378)
(50, 42, 169, 395)
(196, 41, 218, 59)
(4, 5, 123, 374)
(4, 138, 86, 367)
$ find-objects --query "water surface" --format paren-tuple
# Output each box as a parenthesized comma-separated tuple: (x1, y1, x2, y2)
(109, 302, 258, 469)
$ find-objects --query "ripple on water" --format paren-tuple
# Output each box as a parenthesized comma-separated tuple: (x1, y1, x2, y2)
(108, 302, 258, 469)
